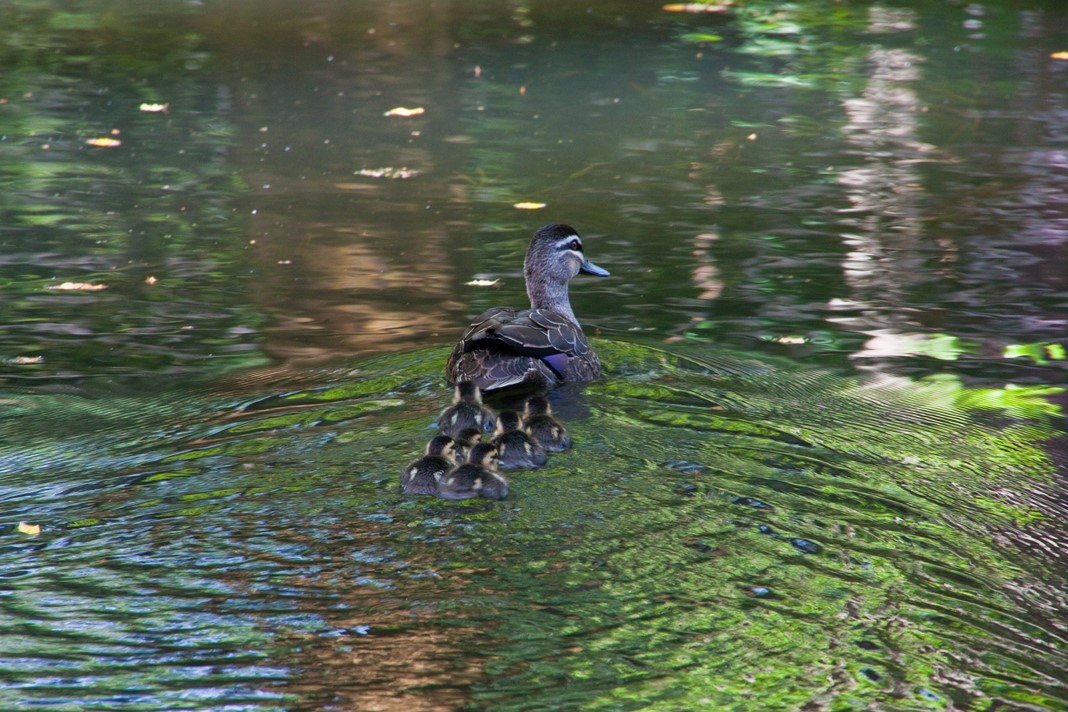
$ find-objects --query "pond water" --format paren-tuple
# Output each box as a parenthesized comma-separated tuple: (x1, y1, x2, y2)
(1, 1, 1066, 710)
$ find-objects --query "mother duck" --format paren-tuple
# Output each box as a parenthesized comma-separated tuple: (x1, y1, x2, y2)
(445, 224, 610, 392)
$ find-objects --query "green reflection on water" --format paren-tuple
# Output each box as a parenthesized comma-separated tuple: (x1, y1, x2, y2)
(6, 341, 1062, 709)
(1, 0, 1067, 709)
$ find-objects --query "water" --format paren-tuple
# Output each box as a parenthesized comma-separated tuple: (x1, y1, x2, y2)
(1, 1, 1066, 710)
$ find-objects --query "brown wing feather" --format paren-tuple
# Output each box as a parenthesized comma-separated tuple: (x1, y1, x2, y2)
(445, 307, 597, 392)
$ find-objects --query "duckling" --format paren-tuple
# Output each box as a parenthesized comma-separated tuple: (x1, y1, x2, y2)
(400, 435, 458, 495)
(523, 395, 572, 451)
(491, 410, 548, 469)
(446, 224, 610, 392)
(453, 426, 483, 462)
(437, 443, 508, 501)
(437, 380, 496, 438)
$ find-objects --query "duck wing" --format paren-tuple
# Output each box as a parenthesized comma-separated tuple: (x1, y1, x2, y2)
(447, 307, 589, 391)
(465, 308, 589, 359)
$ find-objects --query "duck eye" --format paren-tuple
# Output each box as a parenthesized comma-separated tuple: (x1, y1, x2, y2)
(568, 239, 581, 251)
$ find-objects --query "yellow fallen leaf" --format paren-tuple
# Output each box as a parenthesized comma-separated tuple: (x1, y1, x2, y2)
(663, 2, 732, 12)
(513, 202, 547, 210)
(14, 355, 44, 364)
(1051, 51, 1068, 60)
(17, 522, 41, 536)
(86, 137, 122, 147)
(465, 279, 500, 287)
(145, 275, 158, 285)
(48, 282, 108, 291)
(384, 107, 425, 117)
(139, 102, 170, 113)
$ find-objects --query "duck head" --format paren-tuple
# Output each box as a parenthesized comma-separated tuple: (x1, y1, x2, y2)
(524, 224, 610, 319)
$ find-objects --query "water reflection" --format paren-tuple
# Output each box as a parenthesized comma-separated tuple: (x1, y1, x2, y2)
(2, 1, 1067, 710)
(6, 343, 1065, 709)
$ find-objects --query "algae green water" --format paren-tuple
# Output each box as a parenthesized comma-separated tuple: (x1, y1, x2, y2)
(1, 343, 1064, 710)
(1, 0, 1066, 710)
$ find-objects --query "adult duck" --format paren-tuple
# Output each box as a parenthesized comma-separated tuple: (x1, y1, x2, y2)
(445, 224, 610, 392)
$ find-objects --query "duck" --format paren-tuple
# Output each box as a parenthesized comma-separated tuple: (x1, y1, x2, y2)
(445, 223, 610, 393)
(523, 395, 572, 451)
(437, 380, 496, 438)
(400, 435, 458, 495)
(491, 410, 548, 469)
(437, 443, 509, 500)
(453, 426, 483, 462)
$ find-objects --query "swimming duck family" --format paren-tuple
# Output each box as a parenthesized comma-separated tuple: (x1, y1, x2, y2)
(445, 224, 609, 393)
(399, 223, 604, 501)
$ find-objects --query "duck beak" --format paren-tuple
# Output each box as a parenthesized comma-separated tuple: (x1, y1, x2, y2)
(579, 258, 610, 277)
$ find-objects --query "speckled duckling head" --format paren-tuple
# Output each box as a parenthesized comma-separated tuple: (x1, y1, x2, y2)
(467, 442, 500, 469)
(494, 410, 524, 435)
(453, 426, 483, 461)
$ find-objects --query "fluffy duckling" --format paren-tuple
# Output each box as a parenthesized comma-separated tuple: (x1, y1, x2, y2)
(453, 426, 483, 462)
(438, 443, 508, 501)
(523, 395, 572, 451)
(401, 435, 458, 495)
(437, 380, 496, 438)
(491, 410, 548, 469)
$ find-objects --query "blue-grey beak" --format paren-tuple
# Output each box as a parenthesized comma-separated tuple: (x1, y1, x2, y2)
(580, 259, 610, 277)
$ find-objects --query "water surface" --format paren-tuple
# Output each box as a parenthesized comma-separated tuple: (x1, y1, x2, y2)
(1, 1, 1066, 710)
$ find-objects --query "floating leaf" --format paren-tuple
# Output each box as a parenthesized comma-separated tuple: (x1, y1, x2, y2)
(17, 522, 41, 536)
(1051, 51, 1068, 60)
(48, 282, 108, 291)
(13, 355, 44, 364)
(357, 166, 420, 179)
(85, 137, 122, 147)
(465, 279, 500, 287)
(384, 107, 425, 117)
(663, 2, 733, 13)
(681, 33, 723, 43)
(139, 102, 169, 113)
(513, 201, 547, 210)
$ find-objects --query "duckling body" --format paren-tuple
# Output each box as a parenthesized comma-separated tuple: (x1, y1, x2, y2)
(491, 410, 548, 469)
(523, 395, 572, 451)
(437, 381, 495, 438)
(401, 435, 458, 495)
(446, 224, 610, 393)
(438, 443, 509, 500)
